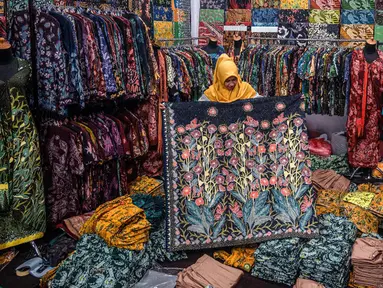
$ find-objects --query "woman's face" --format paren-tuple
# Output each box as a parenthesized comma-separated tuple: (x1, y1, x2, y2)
(224, 76, 238, 91)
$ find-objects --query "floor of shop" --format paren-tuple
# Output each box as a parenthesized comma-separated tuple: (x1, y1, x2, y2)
(0, 241, 287, 288)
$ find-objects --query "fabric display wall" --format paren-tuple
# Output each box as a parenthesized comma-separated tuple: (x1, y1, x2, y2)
(155, 46, 213, 102)
(376, 0, 383, 48)
(340, 0, 375, 45)
(238, 45, 353, 116)
(198, 0, 225, 46)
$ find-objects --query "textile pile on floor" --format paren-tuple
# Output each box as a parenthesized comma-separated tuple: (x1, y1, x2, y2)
(352, 235, 383, 287)
(177, 254, 243, 288)
(312, 169, 350, 192)
(310, 154, 350, 175)
(251, 238, 303, 286)
(299, 214, 357, 288)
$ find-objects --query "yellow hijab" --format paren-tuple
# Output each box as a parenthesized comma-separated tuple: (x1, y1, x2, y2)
(204, 54, 256, 103)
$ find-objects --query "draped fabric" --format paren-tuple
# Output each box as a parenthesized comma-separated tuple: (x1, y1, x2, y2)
(163, 94, 318, 251)
(0, 59, 46, 250)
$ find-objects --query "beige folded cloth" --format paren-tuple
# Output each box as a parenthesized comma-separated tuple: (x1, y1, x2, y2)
(294, 278, 325, 288)
(312, 169, 350, 192)
(176, 254, 243, 288)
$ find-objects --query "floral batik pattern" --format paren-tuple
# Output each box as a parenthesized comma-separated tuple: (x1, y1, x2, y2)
(252, 9, 279, 26)
(163, 94, 318, 251)
(309, 10, 340, 24)
(229, 0, 252, 9)
(280, 0, 309, 9)
(308, 24, 340, 46)
(278, 9, 309, 23)
(252, 0, 280, 8)
(341, 10, 375, 24)
(200, 0, 226, 9)
(310, 0, 340, 9)
(341, 0, 374, 9)
(153, 6, 173, 21)
(225, 9, 252, 26)
(278, 23, 309, 46)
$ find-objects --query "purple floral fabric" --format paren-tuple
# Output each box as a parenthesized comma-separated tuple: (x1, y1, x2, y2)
(163, 94, 318, 251)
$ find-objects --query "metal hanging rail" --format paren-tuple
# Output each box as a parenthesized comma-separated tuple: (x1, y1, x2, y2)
(247, 36, 370, 43)
(157, 37, 208, 42)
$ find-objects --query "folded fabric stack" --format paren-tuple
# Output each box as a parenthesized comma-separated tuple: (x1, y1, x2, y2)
(351, 237, 383, 287)
(128, 176, 164, 196)
(177, 255, 243, 288)
(294, 278, 325, 288)
(312, 169, 350, 192)
(310, 154, 350, 175)
(213, 247, 256, 272)
(316, 189, 379, 234)
(251, 238, 303, 286)
(80, 195, 151, 250)
(51, 224, 187, 288)
(130, 194, 165, 230)
(299, 214, 357, 288)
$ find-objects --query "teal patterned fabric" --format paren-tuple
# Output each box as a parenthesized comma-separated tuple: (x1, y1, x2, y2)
(310, 154, 350, 176)
(299, 214, 357, 288)
(51, 224, 187, 288)
(251, 237, 303, 286)
(131, 194, 165, 230)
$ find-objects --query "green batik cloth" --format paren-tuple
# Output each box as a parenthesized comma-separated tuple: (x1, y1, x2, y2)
(299, 214, 357, 288)
(310, 154, 350, 176)
(252, 238, 303, 286)
(341, 0, 374, 9)
(375, 26, 383, 51)
(51, 223, 187, 288)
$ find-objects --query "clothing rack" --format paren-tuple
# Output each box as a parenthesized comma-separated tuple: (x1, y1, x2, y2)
(157, 37, 207, 42)
(247, 36, 382, 45)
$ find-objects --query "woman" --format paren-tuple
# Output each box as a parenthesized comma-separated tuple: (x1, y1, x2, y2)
(199, 53, 259, 102)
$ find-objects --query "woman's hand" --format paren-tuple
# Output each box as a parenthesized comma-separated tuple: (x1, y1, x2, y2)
(160, 103, 166, 110)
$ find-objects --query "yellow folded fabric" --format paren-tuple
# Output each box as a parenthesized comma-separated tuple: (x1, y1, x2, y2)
(343, 192, 375, 209)
(80, 195, 151, 250)
(213, 247, 256, 272)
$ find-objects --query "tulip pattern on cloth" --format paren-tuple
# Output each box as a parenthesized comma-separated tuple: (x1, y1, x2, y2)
(163, 94, 318, 251)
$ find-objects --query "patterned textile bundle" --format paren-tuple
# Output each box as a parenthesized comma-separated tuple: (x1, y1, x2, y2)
(128, 176, 164, 196)
(80, 195, 151, 250)
(163, 95, 318, 251)
(310, 154, 350, 175)
(299, 214, 357, 288)
(312, 169, 350, 192)
(130, 194, 165, 230)
(251, 238, 303, 285)
(51, 224, 187, 288)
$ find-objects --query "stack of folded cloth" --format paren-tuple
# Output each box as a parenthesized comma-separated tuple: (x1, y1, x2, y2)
(299, 214, 357, 288)
(251, 238, 303, 286)
(80, 195, 151, 250)
(351, 236, 383, 287)
(312, 169, 351, 192)
(177, 255, 243, 288)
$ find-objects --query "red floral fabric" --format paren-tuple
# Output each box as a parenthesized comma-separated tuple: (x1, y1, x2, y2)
(347, 50, 383, 168)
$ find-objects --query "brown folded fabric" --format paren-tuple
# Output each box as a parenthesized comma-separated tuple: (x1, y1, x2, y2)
(176, 254, 243, 288)
(312, 169, 350, 192)
(294, 278, 325, 288)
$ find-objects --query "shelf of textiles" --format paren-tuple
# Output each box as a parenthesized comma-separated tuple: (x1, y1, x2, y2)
(8, 7, 158, 115)
(238, 44, 354, 116)
(41, 109, 159, 227)
(155, 45, 213, 102)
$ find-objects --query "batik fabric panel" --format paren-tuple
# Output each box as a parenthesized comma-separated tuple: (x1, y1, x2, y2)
(153, 6, 173, 21)
(252, 9, 279, 26)
(278, 23, 309, 46)
(341, 0, 374, 9)
(280, 0, 308, 9)
(376, 11, 383, 25)
(375, 26, 383, 51)
(198, 9, 225, 46)
(163, 94, 318, 251)
(340, 25, 374, 46)
(310, 0, 340, 9)
(200, 0, 226, 9)
(308, 24, 340, 46)
(299, 214, 357, 288)
(377, 0, 383, 10)
(229, 0, 252, 9)
(154, 21, 173, 46)
(278, 9, 309, 23)
(252, 238, 303, 285)
(341, 10, 374, 24)
(309, 10, 340, 24)
(252, 0, 280, 8)
(226, 9, 252, 26)
(153, 0, 171, 7)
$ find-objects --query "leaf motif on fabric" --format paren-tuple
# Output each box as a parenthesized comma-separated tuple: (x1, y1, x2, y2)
(187, 225, 207, 234)
(232, 213, 247, 236)
(299, 206, 314, 230)
(213, 215, 226, 238)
